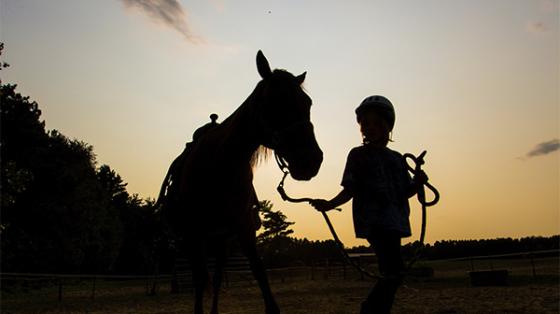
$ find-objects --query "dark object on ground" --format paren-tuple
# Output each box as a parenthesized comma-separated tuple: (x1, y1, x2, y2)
(469, 269, 509, 286)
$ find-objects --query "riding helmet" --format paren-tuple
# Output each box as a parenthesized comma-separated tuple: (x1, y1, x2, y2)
(355, 95, 395, 131)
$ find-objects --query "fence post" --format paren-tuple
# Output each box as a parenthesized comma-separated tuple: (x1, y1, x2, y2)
(529, 252, 537, 277)
(325, 258, 329, 280)
(311, 261, 315, 280)
(171, 273, 179, 293)
(149, 264, 159, 296)
(150, 277, 158, 296)
(58, 278, 63, 302)
(145, 278, 149, 295)
(359, 256, 364, 281)
(91, 276, 96, 300)
(224, 270, 230, 288)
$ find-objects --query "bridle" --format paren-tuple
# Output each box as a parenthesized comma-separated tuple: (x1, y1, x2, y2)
(264, 119, 315, 153)
(253, 76, 314, 153)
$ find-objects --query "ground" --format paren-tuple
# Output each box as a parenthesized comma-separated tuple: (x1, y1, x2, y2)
(2, 276, 558, 313)
(2, 257, 559, 313)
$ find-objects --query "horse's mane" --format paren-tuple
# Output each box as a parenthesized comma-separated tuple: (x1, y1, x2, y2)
(250, 145, 271, 168)
(248, 69, 301, 167)
(220, 69, 302, 169)
(270, 69, 298, 82)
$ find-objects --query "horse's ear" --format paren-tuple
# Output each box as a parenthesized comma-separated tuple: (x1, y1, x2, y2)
(256, 50, 272, 79)
(296, 72, 307, 85)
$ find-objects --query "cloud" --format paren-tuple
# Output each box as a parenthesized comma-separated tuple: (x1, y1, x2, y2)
(540, 0, 557, 13)
(525, 0, 557, 34)
(526, 21, 549, 33)
(208, 0, 226, 12)
(525, 138, 560, 158)
(120, 0, 203, 43)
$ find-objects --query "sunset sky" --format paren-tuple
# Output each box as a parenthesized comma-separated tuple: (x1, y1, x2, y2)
(2, 0, 558, 247)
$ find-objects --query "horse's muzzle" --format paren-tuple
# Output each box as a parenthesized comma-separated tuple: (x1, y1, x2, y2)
(286, 148, 323, 181)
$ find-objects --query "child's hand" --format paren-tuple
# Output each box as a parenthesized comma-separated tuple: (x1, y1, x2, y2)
(309, 199, 332, 212)
(414, 170, 429, 185)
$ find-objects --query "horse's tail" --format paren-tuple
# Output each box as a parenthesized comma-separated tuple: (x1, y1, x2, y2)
(155, 160, 175, 209)
(156, 170, 171, 209)
(155, 146, 190, 212)
(151, 150, 190, 285)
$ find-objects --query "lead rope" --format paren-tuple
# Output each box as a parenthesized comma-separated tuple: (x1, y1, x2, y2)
(403, 151, 440, 268)
(275, 153, 379, 279)
(275, 150, 440, 279)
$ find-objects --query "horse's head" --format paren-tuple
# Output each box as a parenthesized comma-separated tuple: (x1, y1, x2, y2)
(255, 51, 323, 180)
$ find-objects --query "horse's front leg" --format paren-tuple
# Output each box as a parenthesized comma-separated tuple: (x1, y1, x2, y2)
(210, 240, 228, 314)
(191, 248, 208, 314)
(239, 231, 280, 314)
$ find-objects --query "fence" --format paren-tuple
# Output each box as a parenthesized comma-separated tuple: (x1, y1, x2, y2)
(172, 255, 253, 292)
(2, 249, 558, 301)
(423, 249, 559, 276)
(1, 272, 172, 301)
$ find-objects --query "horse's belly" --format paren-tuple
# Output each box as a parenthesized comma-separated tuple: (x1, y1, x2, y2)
(174, 202, 249, 238)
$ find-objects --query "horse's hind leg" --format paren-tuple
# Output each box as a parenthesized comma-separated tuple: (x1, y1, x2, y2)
(239, 232, 280, 314)
(191, 246, 208, 314)
(210, 240, 228, 314)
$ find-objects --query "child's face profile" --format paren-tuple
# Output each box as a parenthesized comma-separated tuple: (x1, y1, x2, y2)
(359, 111, 388, 144)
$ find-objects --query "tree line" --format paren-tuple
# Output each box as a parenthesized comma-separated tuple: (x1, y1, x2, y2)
(1, 84, 155, 274)
(404, 236, 559, 260)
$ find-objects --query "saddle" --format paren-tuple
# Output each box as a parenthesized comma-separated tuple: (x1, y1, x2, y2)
(156, 114, 262, 236)
(156, 114, 220, 217)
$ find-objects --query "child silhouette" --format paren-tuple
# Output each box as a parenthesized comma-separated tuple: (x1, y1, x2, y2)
(310, 95, 427, 314)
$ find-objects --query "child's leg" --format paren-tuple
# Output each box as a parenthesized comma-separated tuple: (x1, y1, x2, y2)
(361, 232, 403, 314)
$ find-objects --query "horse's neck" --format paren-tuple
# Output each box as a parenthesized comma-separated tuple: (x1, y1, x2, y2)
(218, 89, 262, 163)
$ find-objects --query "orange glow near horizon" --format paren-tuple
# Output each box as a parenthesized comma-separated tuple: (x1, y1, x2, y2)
(2, 0, 558, 247)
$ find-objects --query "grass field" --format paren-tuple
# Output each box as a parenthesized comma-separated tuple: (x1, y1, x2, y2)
(2, 257, 558, 313)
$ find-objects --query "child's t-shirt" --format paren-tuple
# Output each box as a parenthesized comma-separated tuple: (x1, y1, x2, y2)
(341, 145, 412, 238)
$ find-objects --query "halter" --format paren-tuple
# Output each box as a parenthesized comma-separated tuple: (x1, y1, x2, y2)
(252, 74, 314, 152)
(275, 150, 440, 279)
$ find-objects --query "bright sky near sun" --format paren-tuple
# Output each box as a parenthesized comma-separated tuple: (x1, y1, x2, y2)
(1, 0, 558, 247)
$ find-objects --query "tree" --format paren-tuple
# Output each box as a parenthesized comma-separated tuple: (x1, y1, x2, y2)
(0, 42, 10, 81)
(1, 83, 50, 271)
(112, 194, 161, 274)
(256, 200, 294, 244)
(1, 44, 169, 274)
(97, 164, 129, 210)
(254, 201, 296, 267)
(1, 79, 122, 273)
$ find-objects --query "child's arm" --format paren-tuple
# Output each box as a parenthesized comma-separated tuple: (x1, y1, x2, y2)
(309, 188, 352, 212)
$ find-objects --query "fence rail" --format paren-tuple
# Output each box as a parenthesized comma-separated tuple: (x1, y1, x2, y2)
(2, 249, 558, 301)
(1, 273, 173, 280)
(424, 249, 559, 263)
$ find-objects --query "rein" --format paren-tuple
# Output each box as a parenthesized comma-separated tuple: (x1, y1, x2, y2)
(275, 150, 440, 279)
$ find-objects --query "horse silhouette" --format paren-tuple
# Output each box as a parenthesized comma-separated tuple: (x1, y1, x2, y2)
(157, 51, 323, 314)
